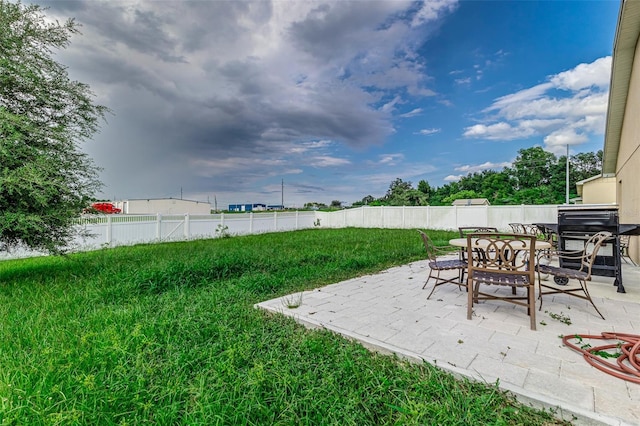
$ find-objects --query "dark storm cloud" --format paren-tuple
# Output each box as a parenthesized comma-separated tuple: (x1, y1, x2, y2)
(288, 1, 403, 60)
(45, 0, 272, 61)
(44, 1, 182, 62)
(33, 0, 457, 204)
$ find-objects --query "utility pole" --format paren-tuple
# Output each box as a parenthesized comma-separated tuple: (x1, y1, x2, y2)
(281, 179, 284, 209)
(565, 145, 569, 204)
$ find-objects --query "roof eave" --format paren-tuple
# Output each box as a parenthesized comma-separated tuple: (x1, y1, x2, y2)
(603, 0, 640, 174)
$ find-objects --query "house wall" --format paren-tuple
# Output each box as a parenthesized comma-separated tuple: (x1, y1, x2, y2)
(616, 38, 640, 261)
(581, 177, 617, 204)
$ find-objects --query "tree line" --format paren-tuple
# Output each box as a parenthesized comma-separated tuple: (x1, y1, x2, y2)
(346, 147, 602, 208)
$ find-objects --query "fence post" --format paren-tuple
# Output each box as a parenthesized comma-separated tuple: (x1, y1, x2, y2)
(402, 205, 406, 229)
(106, 215, 113, 246)
(249, 212, 253, 233)
(484, 205, 489, 227)
(274, 211, 278, 231)
(295, 210, 299, 229)
(156, 213, 162, 241)
(184, 213, 190, 239)
(454, 205, 459, 229)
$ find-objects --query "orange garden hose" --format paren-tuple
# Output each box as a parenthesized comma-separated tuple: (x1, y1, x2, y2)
(562, 332, 640, 383)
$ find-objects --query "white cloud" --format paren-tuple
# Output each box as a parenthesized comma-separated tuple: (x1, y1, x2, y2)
(380, 95, 403, 113)
(465, 56, 611, 152)
(400, 108, 423, 118)
(309, 156, 352, 167)
(444, 174, 464, 181)
(415, 128, 441, 136)
(485, 82, 554, 113)
(376, 153, 405, 165)
(455, 161, 511, 173)
(550, 56, 611, 91)
(411, 0, 459, 27)
(288, 139, 334, 154)
(543, 128, 588, 154)
(463, 122, 533, 140)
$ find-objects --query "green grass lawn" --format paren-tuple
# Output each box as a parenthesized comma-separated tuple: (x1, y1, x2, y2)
(0, 228, 569, 425)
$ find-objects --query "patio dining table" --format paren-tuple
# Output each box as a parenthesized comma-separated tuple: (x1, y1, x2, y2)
(448, 238, 552, 251)
(449, 237, 552, 270)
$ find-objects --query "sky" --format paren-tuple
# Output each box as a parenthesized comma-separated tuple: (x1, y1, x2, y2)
(35, 0, 621, 208)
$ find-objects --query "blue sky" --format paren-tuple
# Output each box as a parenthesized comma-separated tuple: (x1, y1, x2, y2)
(39, 0, 620, 208)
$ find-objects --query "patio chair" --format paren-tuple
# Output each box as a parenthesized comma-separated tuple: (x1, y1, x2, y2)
(508, 223, 525, 233)
(418, 230, 467, 299)
(457, 227, 499, 275)
(620, 235, 637, 266)
(509, 223, 539, 236)
(537, 225, 558, 251)
(458, 226, 499, 238)
(466, 233, 537, 330)
(536, 231, 612, 320)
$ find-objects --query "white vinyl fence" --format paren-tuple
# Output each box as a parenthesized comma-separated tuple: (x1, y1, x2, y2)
(2, 205, 562, 259)
(316, 205, 559, 230)
(73, 211, 318, 250)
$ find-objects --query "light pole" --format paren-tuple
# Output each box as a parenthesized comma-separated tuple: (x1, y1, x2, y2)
(565, 145, 569, 204)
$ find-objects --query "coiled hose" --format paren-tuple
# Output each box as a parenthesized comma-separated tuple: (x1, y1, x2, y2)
(562, 332, 640, 383)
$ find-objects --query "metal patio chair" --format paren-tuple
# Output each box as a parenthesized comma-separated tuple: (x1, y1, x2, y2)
(457, 227, 499, 276)
(536, 231, 612, 320)
(508, 223, 525, 233)
(458, 226, 499, 238)
(418, 230, 467, 299)
(466, 233, 537, 330)
(620, 235, 637, 266)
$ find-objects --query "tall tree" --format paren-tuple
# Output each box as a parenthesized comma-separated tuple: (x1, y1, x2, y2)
(0, 1, 107, 254)
(511, 147, 557, 190)
(417, 179, 431, 195)
(383, 178, 413, 205)
(571, 150, 603, 182)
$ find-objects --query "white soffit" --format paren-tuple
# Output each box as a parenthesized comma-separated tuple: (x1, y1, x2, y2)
(603, 0, 640, 174)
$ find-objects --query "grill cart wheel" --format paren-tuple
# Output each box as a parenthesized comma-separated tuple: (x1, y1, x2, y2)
(554, 276, 569, 286)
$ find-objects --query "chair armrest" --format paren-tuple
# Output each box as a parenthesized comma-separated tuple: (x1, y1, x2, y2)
(537, 249, 585, 262)
(433, 245, 459, 255)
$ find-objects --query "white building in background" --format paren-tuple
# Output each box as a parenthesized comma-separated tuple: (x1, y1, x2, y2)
(114, 198, 212, 215)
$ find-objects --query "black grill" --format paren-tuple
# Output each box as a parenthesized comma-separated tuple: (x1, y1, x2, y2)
(557, 207, 618, 277)
(554, 206, 640, 293)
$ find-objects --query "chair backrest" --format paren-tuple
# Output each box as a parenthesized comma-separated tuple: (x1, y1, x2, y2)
(538, 227, 557, 247)
(508, 223, 524, 233)
(458, 227, 499, 237)
(580, 231, 613, 276)
(466, 233, 536, 281)
(620, 234, 630, 249)
(418, 230, 438, 262)
(508, 223, 538, 236)
(521, 224, 540, 236)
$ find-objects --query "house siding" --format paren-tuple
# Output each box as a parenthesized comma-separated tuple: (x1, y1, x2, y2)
(616, 33, 640, 260)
